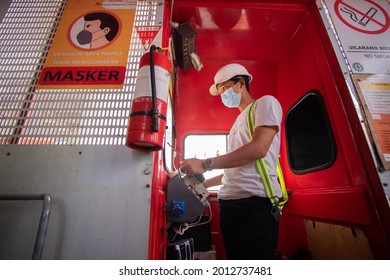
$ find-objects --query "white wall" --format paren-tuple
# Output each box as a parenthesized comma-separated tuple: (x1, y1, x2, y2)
(0, 145, 153, 260)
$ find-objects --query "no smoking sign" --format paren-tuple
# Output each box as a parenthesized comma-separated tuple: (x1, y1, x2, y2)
(335, 0, 390, 34)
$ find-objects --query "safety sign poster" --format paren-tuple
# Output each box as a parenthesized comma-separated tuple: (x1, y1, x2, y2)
(353, 74, 390, 169)
(38, 0, 136, 89)
(324, 0, 390, 74)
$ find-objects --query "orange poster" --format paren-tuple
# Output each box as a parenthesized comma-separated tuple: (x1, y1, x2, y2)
(38, 0, 136, 89)
(357, 74, 390, 168)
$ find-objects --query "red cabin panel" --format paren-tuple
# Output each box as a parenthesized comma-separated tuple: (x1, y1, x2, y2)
(159, 0, 390, 260)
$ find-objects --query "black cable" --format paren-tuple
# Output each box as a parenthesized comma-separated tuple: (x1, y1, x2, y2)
(149, 45, 159, 132)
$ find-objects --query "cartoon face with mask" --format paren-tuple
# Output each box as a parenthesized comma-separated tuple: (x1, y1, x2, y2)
(76, 12, 119, 49)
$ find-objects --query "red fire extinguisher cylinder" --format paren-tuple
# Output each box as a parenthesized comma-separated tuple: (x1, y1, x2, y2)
(126, 48, 171, 151)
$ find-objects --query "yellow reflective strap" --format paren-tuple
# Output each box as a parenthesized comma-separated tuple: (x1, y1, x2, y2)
(247, 102, 278, 205)
(246, 101, 288, 211)
(255, 158, 275, 201)
(246, 103, 254, 138)
(277, 160, 288, 206)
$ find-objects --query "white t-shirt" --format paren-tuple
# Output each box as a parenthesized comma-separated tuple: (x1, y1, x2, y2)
(218, 95, 283, 200)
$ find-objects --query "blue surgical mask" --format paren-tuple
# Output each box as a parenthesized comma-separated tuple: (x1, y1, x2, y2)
(221, 83, 241, 108)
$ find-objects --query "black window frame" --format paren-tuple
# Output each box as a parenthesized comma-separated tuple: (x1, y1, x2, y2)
(285, 90, 337, 174)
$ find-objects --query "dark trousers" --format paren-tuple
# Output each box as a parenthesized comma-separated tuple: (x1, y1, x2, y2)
(219, 196, 279, 260)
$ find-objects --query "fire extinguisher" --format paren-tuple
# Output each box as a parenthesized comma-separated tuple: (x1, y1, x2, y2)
(126, 45, 171, 151)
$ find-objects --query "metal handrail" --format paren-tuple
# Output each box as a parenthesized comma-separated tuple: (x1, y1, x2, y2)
(0, 193, 52, 260)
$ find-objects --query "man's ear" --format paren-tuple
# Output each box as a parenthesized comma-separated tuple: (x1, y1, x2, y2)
(239, 79, 245, 89)
(103, 27, 110, 34)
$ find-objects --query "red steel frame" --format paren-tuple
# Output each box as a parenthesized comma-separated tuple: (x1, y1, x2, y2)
(148, 0, 390, 259)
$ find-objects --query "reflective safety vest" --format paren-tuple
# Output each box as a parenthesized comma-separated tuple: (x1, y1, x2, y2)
(246, 101, 289, 220)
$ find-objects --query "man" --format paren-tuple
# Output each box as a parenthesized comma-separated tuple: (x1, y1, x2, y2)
(180, 63, 282, 260)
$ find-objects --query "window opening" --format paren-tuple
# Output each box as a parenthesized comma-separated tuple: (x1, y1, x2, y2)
(286, 91, 336, 174)
(184, 134, 228, 190)
(164, 96, 174, 173)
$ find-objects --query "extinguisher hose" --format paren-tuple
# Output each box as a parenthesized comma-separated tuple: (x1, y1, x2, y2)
(150, 45, 159, 132)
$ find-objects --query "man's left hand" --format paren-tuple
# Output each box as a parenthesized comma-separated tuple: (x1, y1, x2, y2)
(180, 158, 206, 176)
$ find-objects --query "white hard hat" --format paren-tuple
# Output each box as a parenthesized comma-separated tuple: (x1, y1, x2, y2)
(209, 63, 253, 96)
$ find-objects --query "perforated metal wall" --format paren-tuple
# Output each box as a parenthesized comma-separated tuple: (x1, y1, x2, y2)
(0, 0, 163, 145)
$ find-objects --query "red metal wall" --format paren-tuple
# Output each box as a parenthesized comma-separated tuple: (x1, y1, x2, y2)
(155, 0, 390, 259)
(276, 3, 390, 258)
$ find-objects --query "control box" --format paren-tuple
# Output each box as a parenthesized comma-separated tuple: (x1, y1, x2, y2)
(166, 174, 209, 223)
(172, 22, 196, 71)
